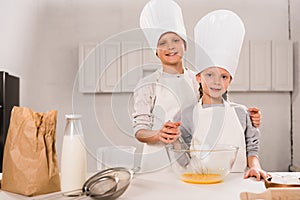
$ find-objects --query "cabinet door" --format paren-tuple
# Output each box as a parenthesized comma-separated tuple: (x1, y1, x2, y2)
(142, 44, 160, 77)
(272, 41, 293, 91)
(121, 41, 143, 92)
(142, 43, 160, 65)
(230, 40, 250, 91)
(184, 44, 196, 71)
(250, 41, 272, 91)
(78, 43, 98, 93)
(99, 42, 121, 92)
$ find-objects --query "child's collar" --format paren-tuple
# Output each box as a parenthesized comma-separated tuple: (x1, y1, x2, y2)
(199, 98, 229, 107)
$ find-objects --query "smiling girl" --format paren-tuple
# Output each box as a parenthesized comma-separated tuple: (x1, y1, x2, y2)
(178, 9, 269, 180)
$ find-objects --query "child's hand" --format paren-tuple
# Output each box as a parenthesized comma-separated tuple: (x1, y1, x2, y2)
(158, 121, 181, 144)
(244, 167, 270, 181)
(248, 107, 261, 128)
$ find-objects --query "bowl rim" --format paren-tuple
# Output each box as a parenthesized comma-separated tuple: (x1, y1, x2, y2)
(169, 144, 239, 152)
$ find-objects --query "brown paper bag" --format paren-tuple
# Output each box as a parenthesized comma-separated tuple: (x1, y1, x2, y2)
(1, 106, 61, 196)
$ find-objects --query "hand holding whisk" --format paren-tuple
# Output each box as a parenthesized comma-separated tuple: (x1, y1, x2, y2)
(158, 120, 181, 144)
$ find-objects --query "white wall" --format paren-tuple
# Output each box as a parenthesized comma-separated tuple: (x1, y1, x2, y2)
(230, 92, 291, 172)
(0, 0, 296, 172)
(291, 0, 300, 171)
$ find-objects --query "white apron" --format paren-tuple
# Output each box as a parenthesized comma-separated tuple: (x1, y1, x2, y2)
(191, 99, 247, 172)
(141, 68, 197, 172)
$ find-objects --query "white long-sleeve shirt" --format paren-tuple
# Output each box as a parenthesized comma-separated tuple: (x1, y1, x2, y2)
(132, 68, 199, 135)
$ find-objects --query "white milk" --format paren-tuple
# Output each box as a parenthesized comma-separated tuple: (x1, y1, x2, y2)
(60, 135, 87, 191)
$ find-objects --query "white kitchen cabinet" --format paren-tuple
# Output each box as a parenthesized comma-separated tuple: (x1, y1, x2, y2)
(230, 40, 250, 91)
(121, 41, 143, 92)
(78, 43, 98, 93)
(184, 44, 196, 71)
(99, 42, 121, 92)
(142, 44, 160, 65)
(79, 42, 143, 93)
(250, 40, 272, 91)
(272, 41, 293, 91)
(142, 45, 160, 77)
(79, 40, 293, 93)
(227, 40, 293, 92)
(249, 40, 293, 91)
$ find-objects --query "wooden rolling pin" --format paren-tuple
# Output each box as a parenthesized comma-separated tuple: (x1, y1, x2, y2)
(240, 188, 300, 200)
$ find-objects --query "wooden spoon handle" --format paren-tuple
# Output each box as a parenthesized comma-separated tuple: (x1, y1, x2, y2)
(240, 188, 300, 200)
(240, 190, 272, 200)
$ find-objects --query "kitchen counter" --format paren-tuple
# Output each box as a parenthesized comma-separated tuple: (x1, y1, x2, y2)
(120, 168, 266, 200)
(0, 167, 271, 200)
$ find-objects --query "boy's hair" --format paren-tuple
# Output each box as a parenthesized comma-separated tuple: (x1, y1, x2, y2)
(198, 83, 229, 101)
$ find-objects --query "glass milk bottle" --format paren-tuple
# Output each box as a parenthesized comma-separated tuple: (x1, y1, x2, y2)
(60, 114, 87, 191)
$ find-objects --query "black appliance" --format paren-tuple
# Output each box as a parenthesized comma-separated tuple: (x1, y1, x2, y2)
(0, 71, 19, 172)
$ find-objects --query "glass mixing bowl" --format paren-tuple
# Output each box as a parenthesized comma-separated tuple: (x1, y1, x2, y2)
(166, 142, 239, 184)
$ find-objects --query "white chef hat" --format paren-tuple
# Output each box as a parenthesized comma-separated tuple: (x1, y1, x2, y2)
(140, 0, 187, 54)
(194, 10, 245, 78)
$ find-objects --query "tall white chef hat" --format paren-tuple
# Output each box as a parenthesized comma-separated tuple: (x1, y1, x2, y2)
(194, 10, 245, 78)
(140, 0, 187, 54)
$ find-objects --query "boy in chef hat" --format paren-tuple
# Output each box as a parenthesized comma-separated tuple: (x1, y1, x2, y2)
(179, 10, 269, 180)
(133, 0, 199, 172)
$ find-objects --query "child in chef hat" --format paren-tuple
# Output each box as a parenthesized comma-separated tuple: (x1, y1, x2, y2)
(178, 10, 269, 180)
(132, 0, 199, 172)
(132, 0, 261, 173)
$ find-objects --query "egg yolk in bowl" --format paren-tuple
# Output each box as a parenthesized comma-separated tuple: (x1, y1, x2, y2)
(181, 173, 223, 184)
